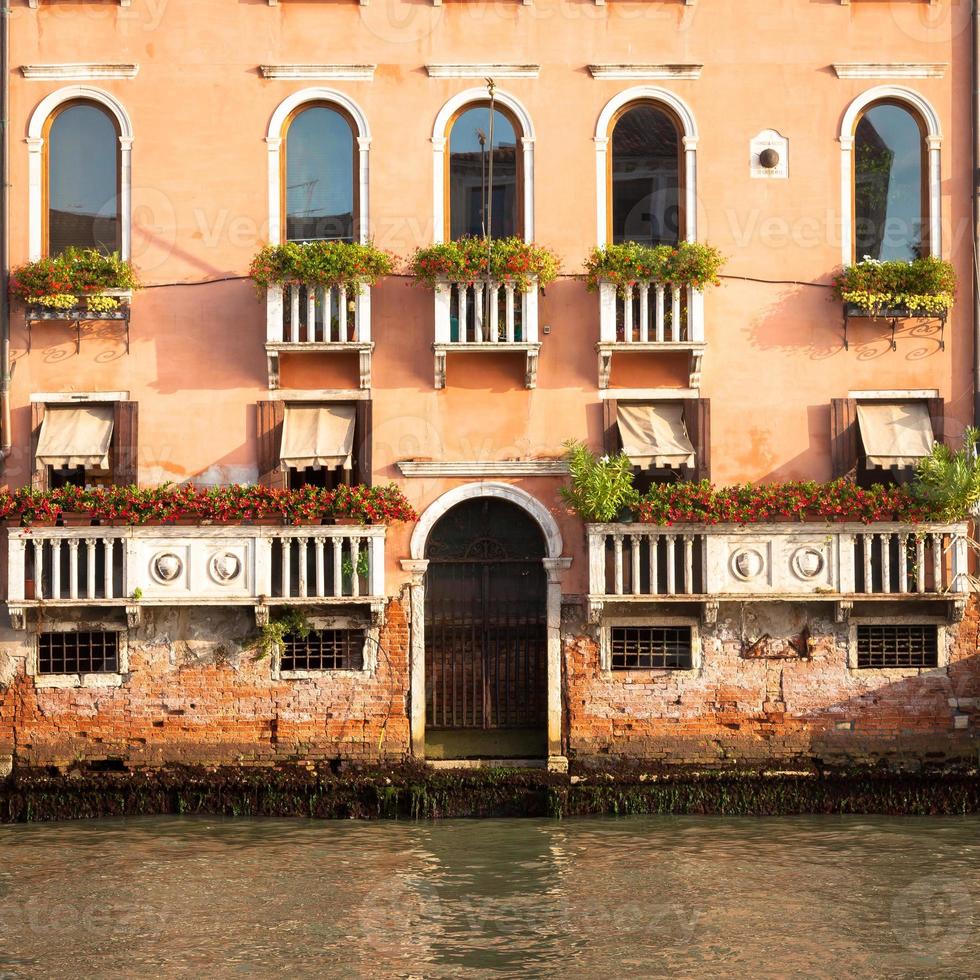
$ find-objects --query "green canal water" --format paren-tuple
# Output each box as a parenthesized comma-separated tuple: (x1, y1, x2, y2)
(0, 815, 977, 978)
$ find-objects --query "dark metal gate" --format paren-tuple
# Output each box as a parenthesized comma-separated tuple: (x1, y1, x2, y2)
(424, 500, 547, 731)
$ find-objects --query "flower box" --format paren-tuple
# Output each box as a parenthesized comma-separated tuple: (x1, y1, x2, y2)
(25, 289, 133, 321)
(843, 301, 946, 321)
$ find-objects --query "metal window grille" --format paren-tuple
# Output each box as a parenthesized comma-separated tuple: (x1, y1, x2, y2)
(38, 630, 119, 675)
(610, 626, 693, 670)
(856, 624, 939, 669)
(280, 628, 365, 672)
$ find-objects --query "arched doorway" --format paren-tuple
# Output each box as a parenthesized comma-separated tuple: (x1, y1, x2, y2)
(424, 498, 548, 759)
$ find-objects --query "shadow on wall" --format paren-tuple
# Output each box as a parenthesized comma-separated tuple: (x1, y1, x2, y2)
(740, 281, 945, 362)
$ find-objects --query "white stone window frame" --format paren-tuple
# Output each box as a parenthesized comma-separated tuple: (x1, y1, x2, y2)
(266, 88, 371, 247)
(28, 620, 129, 689)
(599, 614, 702, 674)
(431, 87, 536, 244)
(847, 615, 949, 674)
(594, 85, 700, 248)
(272, 613, 379, 680)
(839, 85, 942, 266)
(27, 86, 134, 261)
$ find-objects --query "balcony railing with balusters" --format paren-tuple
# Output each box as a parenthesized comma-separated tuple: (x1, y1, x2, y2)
(596, 280, 706, 388)
(265, 283, 373, 389)
(6, 525, 386, 629)
(586, 522, 969, 622)
(433, 277, 541, 389)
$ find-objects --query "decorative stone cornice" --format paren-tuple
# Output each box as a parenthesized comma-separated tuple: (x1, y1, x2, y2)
(400, 559, 430, 587)
(21, 64, 139, 80)
(397, 460, 568, 478)
(588, 64, 702, 80)
(832, 63, 947, 79)
(425, 64, 540, 79)
(259, 65, 376, 81)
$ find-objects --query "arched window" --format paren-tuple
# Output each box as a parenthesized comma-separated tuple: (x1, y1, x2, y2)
(610, 102, 683, 246)
(447, 103, 521, 240)
(853, 101, 927, 261)
(283, 104, 356, 243)
(45, 101, 120, 255)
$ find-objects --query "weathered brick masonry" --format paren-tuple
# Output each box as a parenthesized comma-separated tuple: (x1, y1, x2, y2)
(0, 591, 976, 772)
(564, 596, 980, 769)
(0, 597, 411, 771)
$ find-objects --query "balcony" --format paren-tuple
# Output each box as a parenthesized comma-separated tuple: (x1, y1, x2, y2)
(265, 283, 373, 389)
(596, 281, 705, 388)
(586, 522, 969, 623)
(433, 278, 541, 389)
(7, 525, 386, 629)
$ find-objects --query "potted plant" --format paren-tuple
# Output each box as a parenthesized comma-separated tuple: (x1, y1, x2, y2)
(832, 255, 956, 319)
(9, 248, 141, 319)
(559, 440, 639, 523)
(342, 548, 372, 595)
(910, 427, 980, 522)
(409, 237, 561, 293)
(584, 241, 726, 296)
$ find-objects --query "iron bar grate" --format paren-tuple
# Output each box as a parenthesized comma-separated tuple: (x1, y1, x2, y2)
(611, 626, 693, 670)
(280, 629, 365, 671)
(38, 630, 119, 674)
(856, 624, 939, 669)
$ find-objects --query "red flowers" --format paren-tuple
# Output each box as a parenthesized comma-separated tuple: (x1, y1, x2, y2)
(636, 479, 937, 526)
(0, 483, 417, 527)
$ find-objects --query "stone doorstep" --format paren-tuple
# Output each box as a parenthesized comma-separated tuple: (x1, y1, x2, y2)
(427, 756, 569, 772)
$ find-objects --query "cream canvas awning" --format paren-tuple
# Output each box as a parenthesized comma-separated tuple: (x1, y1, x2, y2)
(857, 401, 935, 469)
(36, 405, 114, 470)
(617, 402, 695, 469)
(280, 404, 356, 471)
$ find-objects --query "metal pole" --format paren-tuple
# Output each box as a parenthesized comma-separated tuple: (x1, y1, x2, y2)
(484, 78, 495, 338)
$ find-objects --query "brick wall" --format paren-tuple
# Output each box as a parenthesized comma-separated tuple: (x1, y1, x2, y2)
(0, 597, 411, 770)
(1, 592, 977, 772)
(563, 596, 980, 770)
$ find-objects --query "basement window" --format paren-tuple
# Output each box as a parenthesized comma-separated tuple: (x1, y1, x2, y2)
(610, 625, 693, 670)
(280, 628, 365, 672)
(855, 624, 939, 669)
(38, 630, 119, 674)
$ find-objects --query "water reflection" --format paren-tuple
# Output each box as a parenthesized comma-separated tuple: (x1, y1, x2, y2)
(0, 816, 977, 977)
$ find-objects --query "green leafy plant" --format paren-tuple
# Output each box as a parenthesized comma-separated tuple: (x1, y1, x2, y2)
(409, 237, 561, 291)
(911, 428, 980, 522)
(0, 482, 417, 527)
(252, 609, 312, 660)
(584, 241, 726, 296)
(636, 479, 938, 525)
(342, 549, 372, 584)
(248, 241, 394, 293)
(832, 256, 956, 317)
(559, 440, 640, 522)
(10, 248, 140, 304)
(131, 587, 143, 601)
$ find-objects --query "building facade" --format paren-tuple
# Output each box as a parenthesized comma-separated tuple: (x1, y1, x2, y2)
(0, 0, 977, 772)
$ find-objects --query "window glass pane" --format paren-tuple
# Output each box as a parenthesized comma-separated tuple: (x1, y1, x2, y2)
(854, 104, 925, 261)
(48, 104, 119, 255)
(449, 106, 518, 240)
(286, 107, 355, 243)
(611, 105, 681, 246)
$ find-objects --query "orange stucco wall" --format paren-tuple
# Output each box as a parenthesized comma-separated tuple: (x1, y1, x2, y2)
(6, 0, 974, 600)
